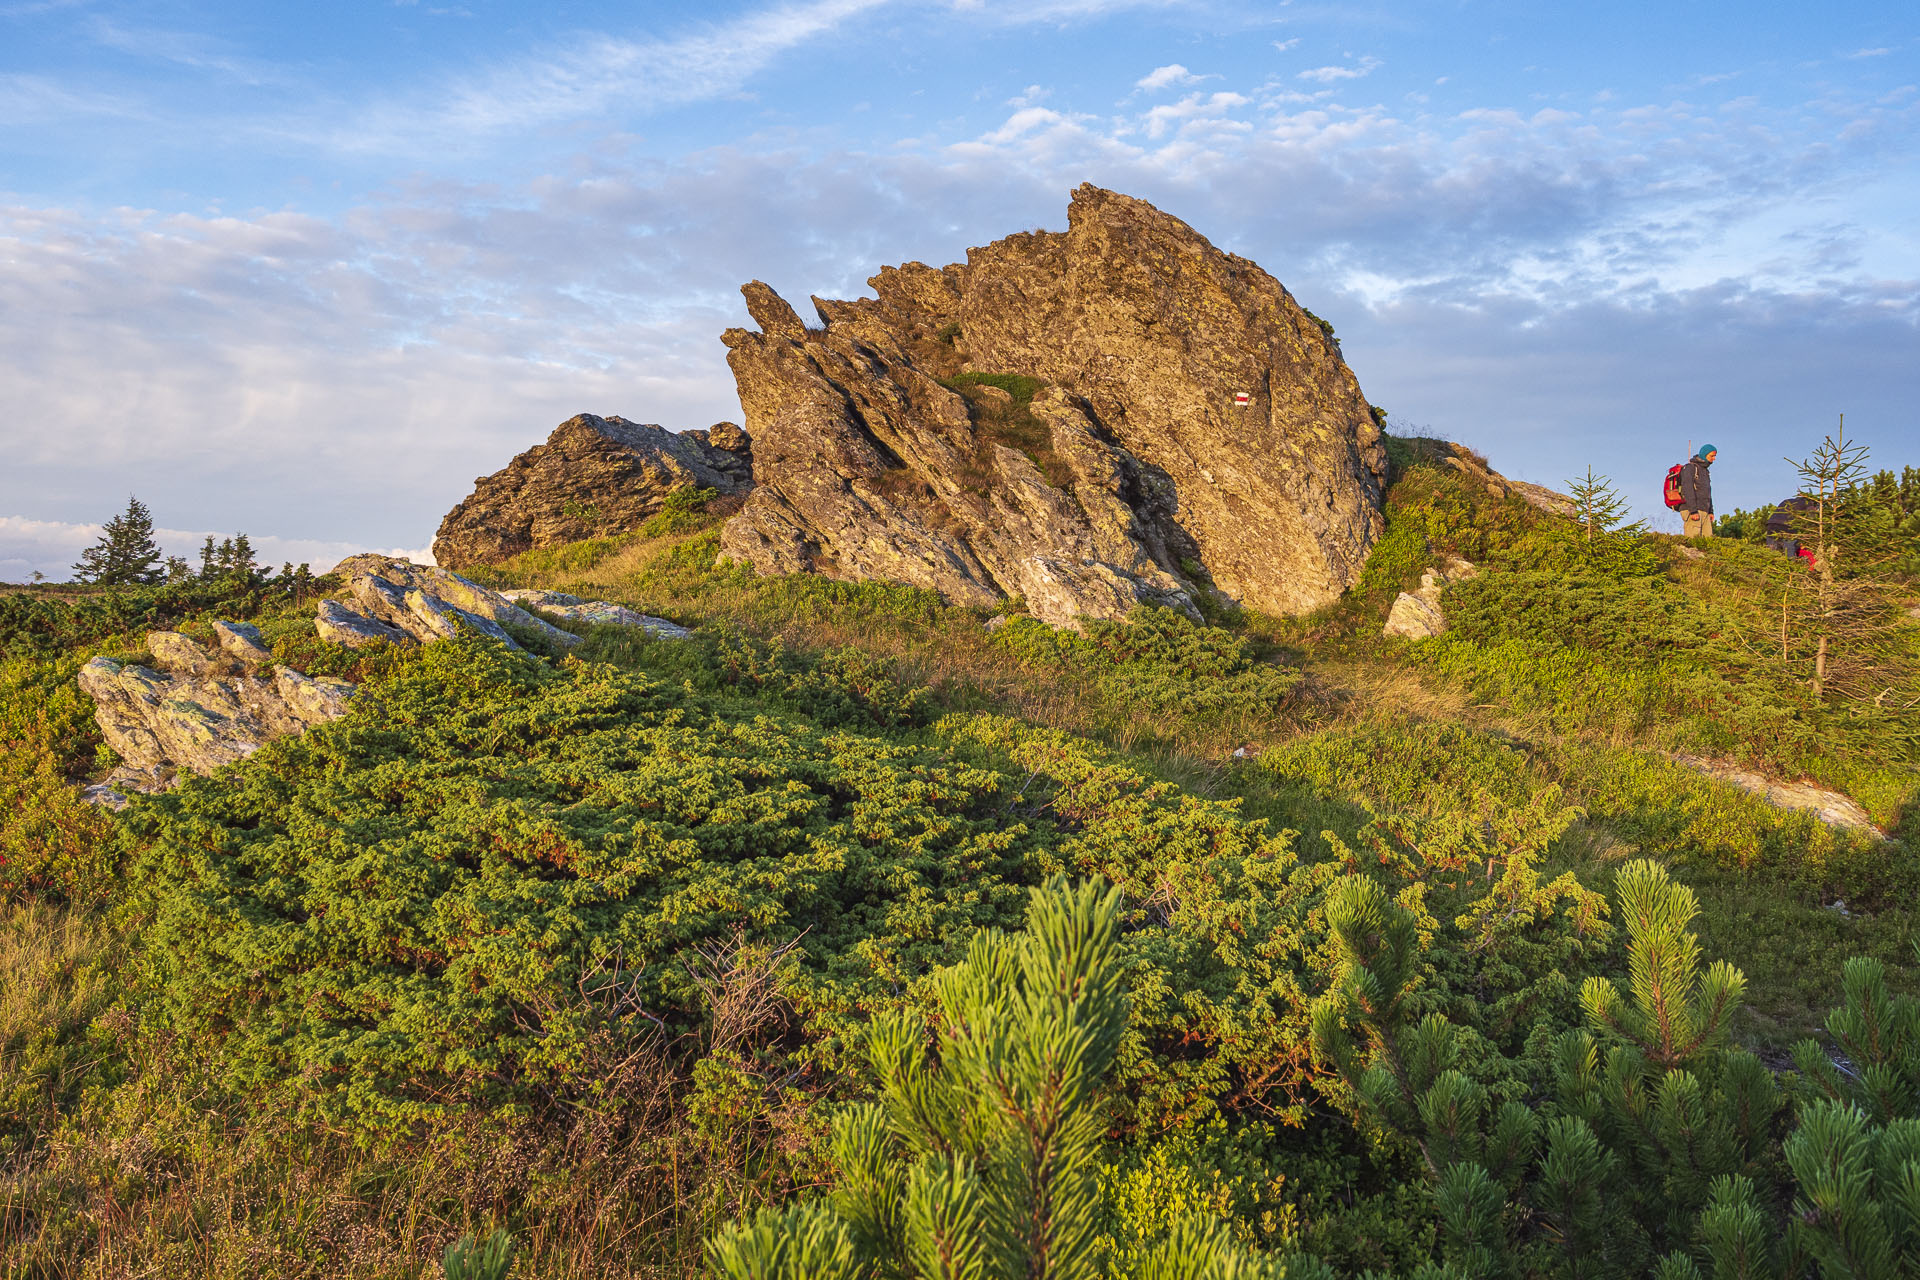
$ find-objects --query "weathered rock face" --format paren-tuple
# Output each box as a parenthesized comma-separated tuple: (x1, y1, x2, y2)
(77, 622, 354, 804)
(719, 184, 1388, 627)
(434, 414, 753, 568)
(321, 555, 580, 650)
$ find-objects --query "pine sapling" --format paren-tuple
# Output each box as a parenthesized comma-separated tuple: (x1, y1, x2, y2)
(1565, 466, 1647, 543)
(1579, 860, 1745, 1070)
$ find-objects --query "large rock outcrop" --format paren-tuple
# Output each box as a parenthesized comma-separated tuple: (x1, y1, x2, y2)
(434, 415, 752, 567)
(78, 622, 355, 804)
(718, 184, 1388, 627)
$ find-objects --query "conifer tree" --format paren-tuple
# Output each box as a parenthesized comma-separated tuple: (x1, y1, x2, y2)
(1565, 467, 1646, 543)
(707, 877, 1325, 1280)
(1778, 419, 1917, 703)
(1579, 860, 1745, 1069)
(71, 494, 165, 585)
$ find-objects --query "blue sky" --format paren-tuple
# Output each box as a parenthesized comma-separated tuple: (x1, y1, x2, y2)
(2, 0, 1916, 578)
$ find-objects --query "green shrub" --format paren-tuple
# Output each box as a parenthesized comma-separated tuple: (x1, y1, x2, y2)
(0, 575, 278, 661)
(707, 877, 1327, 1280)
(640, 486, 719, 538)
(993, 607, 1302, 731)
(1442, 573, 1723, 662)
(121, 635, 1047, 1136)
(948, 371, 1044, 402)
(0, 654, 116, 903)
(1355, 519, 1430, 596)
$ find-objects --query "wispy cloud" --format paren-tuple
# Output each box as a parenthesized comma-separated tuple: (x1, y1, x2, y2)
(334, 0, 893, 151)
(1298, 55, 1381, 83)
(1844, 47, 1891, 59)
(88, 19, 287, 85)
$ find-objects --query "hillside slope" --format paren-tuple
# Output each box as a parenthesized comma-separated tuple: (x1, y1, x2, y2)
(2, 437, 1916, 1278)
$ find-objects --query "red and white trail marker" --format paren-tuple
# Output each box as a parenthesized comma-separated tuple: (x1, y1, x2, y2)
(1232, 391, 1250, 407)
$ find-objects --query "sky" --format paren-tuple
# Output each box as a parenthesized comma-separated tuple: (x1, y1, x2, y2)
(1, 0, 1916, 580)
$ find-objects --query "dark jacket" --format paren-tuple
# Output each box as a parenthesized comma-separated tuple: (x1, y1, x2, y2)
(1680, 458, 1713, 514)
(1767, 494, 1816, 534)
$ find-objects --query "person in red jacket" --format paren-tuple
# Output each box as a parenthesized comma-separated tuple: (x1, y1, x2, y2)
(1680, 443, 1717, 538)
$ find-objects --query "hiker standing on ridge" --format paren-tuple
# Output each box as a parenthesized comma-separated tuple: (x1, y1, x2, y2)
(1680, 443, 1717, 538)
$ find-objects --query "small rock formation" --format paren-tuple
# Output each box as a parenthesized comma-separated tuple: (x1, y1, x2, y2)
(1672, 755, 1885, 837)
(499, 589, 693, 639)
(320, 555, 581, 650)
(77, 622, 354, 805)
(1383, 557, 1479, 640)
(434, 415, 753, 568)
(718, 184, 1389, 628)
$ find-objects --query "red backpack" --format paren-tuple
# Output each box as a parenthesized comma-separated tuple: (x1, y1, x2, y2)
(1663, 463, 1687, 510)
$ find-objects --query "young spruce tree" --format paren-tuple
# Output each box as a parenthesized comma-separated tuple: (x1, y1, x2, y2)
(1779, 418, 1917, 704)
(1565, 467, 1646, 544)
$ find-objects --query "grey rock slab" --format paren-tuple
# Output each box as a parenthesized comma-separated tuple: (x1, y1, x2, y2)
(75, 640, 358, 799)
(1671, 754, 1886, 836)
(213, 620, 274, 669)
(316, 599, 409, 648)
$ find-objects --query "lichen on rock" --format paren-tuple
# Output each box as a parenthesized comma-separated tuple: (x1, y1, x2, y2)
(76, 624, 356, 804)
(321, 555, 579, 651)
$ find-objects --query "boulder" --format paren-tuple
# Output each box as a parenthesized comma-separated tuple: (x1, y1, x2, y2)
(1383, 557, 1478, 640)
(499, 589, 693, 639)
(322, 555, 579, 651)
(718, 184, 1389, 629)
(433, 414, 752, 568)
(76, 626, 356, 802)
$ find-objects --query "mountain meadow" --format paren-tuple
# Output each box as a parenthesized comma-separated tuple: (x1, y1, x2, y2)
(3, 433, 1918, 1280)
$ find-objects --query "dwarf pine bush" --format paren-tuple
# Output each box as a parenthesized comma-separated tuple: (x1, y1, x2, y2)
(707, 877, 1333, 1280)
(1313, 857, 1920, 1279)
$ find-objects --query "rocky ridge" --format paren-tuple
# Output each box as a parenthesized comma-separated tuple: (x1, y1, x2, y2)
(434, 415, 751, 568)
(717, 184, 1389, 628)
(500, 589, 693, 639)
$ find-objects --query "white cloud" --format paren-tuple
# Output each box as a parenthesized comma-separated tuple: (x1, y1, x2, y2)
(1298, 55, 1382, 83)
(1844, 47, 1891, 59)
(1273, 38, 1300, 52)
(1135, 64, 1204, 93)
(1138, 91, 1251, 139)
